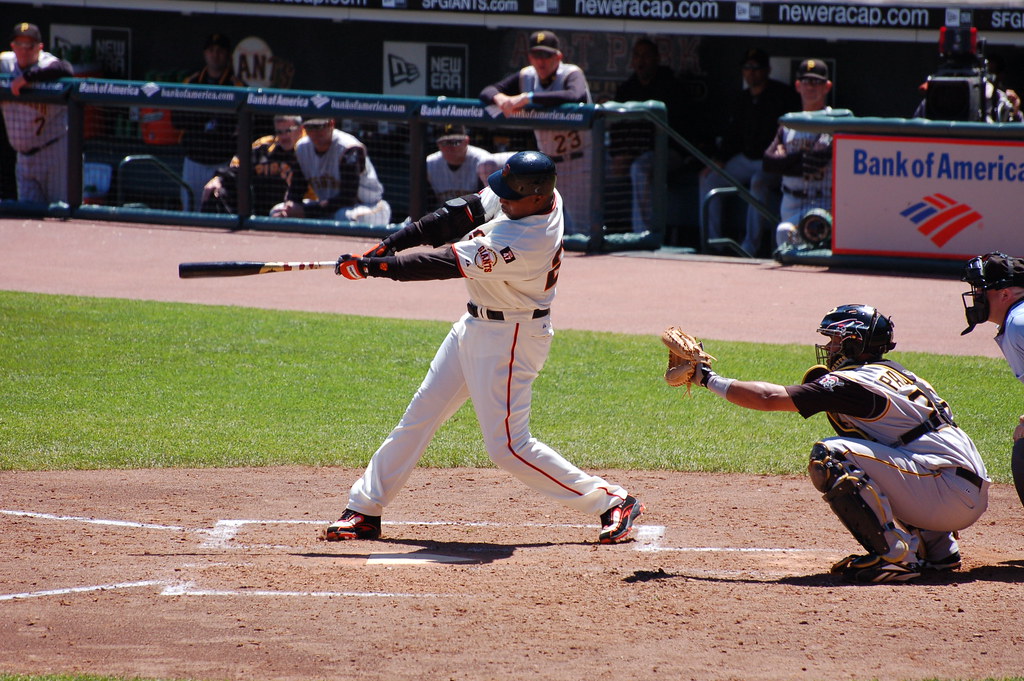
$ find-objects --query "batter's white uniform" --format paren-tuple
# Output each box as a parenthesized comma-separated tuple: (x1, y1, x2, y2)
(425, 144, 489, 203)
(0, 50, 70, 203)
(346, 187, 629, 516)
(517, 64, 593, 235)
(794, 361, 989, 560)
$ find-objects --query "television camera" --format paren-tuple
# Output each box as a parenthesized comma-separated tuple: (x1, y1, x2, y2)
(924, 27, 1016, 123)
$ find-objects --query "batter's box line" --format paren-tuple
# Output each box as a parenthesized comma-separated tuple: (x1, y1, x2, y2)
(201, 518, 639, 548)
(0, 579, 456, 602)
(633, 524, 830, 554)
(1, 509, 830, 554)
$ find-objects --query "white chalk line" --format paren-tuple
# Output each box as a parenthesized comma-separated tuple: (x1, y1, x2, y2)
(0, 580, 167, 602)
(0, 580, 453, 602)
(2, 508, 827, 554)
(1, 510, 831, 599)
(0, 509, 198, 533)
(159, 582, 454, 598)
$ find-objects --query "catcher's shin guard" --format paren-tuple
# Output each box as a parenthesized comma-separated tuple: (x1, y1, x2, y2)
(809, 443, 917, 563)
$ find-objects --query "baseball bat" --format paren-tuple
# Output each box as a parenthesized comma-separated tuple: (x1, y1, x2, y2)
(178, 260, 337, 278)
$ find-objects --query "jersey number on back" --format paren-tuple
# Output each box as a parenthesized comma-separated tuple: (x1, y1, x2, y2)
(545, 246, 563, 291)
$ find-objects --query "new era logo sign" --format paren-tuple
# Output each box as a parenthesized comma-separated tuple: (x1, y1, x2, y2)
(900, 193, 982, 247)
(388, 54, 420, 86)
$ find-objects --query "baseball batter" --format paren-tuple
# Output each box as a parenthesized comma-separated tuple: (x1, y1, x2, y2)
(961, 251, 1024, 508)
(0, 22, 73, 203)
(669, 304, 988, 583)
(322, 150, 644, 544)
(480, 30, 593, 236)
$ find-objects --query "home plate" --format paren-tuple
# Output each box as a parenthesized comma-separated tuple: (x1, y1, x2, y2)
(366, 553, 475, 565)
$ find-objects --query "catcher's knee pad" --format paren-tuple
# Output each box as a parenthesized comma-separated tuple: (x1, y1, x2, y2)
(808, 442, 844, 493)
(811, 444, 916, 561)
(823, 474, 890, 556)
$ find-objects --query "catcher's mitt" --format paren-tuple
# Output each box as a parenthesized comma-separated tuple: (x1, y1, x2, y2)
(661, 326, 716, 392)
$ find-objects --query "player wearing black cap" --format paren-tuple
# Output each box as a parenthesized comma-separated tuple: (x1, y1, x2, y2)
(425, 123, 490, 205)
(0, 22, 73, 203)
(173, 33, 245, 211)
(479, 30, 595, 236)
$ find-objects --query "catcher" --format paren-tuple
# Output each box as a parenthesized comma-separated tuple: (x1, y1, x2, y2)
(662, 305, 989, 583)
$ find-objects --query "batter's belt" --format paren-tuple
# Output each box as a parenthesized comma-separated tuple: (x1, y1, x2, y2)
(467, 301, 549, 321)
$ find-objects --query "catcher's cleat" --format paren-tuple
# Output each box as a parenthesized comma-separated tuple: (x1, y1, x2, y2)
(831, 553, 922, 583)
(322, 509, 382, 541)
(922, 550, 962, 572)
(599, 495, 645, 544)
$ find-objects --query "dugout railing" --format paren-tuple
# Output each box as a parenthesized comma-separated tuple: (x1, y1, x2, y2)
(0, 76, 684, 253)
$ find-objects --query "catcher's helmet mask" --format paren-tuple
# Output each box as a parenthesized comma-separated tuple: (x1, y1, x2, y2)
(815, 304, 896, 370)
(488, 150, 557, 200)
(960, 252, 1024, 334)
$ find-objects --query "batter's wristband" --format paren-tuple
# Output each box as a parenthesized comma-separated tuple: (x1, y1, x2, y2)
(705, 372, 735, 399)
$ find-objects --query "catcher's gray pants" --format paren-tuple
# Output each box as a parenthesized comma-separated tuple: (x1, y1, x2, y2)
(820, 436, 989, 561)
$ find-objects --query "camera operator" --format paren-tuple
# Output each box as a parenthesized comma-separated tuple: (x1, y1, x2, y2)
(914, 27, 1022, 123)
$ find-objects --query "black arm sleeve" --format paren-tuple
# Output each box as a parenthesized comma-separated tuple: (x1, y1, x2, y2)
(785, 379, 886, 420)
(480, 72, 521, 103)
(24, 58, 74, 82)
(363, 247, 462, 281)
(385, 194, 486, 252)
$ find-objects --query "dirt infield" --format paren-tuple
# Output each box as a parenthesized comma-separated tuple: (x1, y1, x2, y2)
(2, 218, 1022, 681)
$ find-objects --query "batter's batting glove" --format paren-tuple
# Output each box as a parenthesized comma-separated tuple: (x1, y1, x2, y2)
(363, 240, 395, 258)
(335, 254, 368, 280)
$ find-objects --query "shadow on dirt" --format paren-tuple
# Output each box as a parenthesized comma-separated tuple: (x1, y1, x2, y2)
(300, 537, 585, 565)
(623, 560, 1024, 586)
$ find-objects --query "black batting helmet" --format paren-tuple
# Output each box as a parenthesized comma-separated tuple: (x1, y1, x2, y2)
(487, 151, 557, 200)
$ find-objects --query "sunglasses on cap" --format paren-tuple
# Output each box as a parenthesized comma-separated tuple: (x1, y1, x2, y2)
(304, 122, 330, 131)
(438, 138, 466, 147)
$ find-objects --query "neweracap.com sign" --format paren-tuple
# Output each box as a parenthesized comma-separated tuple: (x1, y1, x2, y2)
(833, 134, 1024, 260)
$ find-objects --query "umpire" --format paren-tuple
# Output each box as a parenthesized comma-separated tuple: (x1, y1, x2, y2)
(961, 251, 1024, 509)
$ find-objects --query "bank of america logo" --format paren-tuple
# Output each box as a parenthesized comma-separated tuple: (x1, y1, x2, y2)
(900, 193, 982, 247)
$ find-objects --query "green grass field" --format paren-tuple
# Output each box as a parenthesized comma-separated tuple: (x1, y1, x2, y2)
(2, 290, 1022, 681)
(1, 290, 1018, 481)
